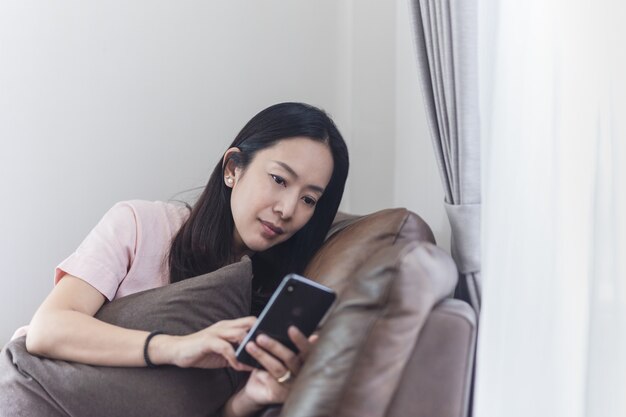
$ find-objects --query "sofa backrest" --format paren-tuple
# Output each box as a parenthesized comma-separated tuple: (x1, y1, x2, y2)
(273, 209, 459, 417)
(304, 208, 436, 296)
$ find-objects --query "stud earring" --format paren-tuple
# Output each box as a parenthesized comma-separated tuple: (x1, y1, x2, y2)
(225, 176, 234, 186)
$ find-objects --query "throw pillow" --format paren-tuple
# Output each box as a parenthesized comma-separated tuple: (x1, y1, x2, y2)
(0, 257, 252, 417)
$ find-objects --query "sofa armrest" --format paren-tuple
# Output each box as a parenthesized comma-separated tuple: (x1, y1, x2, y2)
(255, 299, 476, 417)
(386, 299, 477, 417)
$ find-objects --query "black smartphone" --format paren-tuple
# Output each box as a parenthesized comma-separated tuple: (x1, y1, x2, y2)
(235, 273, 336, 368)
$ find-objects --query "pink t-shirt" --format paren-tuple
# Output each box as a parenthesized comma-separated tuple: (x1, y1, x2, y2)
(11, 200, 190, 340)
(55, 200, 191, 301)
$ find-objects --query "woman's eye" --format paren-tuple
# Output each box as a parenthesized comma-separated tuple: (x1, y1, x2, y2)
(270, 174, 286, 187)
(303, 196, 317, 207)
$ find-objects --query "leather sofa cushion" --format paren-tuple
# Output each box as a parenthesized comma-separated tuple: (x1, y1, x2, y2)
(305, 208, 436, 297)
(386, 299, 476, 417)
(281, 240, 457, 417)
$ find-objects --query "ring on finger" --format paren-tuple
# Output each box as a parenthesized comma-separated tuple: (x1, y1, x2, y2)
(276, 370, 292, 384)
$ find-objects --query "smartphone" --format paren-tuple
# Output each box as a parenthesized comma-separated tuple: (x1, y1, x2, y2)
(235, 273, 336, 368)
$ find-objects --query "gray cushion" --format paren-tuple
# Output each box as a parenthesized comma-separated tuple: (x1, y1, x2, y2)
(0, 258, 252, 417)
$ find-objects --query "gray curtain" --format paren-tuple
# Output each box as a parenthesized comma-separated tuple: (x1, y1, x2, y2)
(408, 0, 481, 313)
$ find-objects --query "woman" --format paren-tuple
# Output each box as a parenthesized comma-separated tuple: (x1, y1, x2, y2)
(19, 102, 349, 417)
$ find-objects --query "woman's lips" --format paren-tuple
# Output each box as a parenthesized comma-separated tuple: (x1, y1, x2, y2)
(260, 220, 284, 238)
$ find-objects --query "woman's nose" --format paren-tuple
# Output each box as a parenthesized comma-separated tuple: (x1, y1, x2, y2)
(274, 194, 298, 219)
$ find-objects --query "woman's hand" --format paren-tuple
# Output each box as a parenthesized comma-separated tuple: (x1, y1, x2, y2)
(243, 326, 318, 404)
(222, 326, 319, 417)
(150, 317, 257, 372)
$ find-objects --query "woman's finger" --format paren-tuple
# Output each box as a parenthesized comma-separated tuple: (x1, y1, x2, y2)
(245, 341, 291, 378)
(288, 326, 315, 358)
(255, 334, 302, 373)
(219, 316, 257, 329)
(215, 341, 254, 372)
(214, 327, 249, 344)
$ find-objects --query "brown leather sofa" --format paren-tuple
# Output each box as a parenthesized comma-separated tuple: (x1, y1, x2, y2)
(259, 209, 477, 417)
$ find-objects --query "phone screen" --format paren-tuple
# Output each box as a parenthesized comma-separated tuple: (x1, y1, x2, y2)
(235, 273, 336, 368)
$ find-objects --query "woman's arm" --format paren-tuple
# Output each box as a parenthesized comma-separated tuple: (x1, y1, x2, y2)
(26, 274, 254, 370)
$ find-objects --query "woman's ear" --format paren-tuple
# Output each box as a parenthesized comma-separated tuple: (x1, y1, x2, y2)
(222, 147, 241, 188)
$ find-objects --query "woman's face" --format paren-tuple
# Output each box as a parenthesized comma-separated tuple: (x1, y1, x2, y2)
(225, 137, 334, 257)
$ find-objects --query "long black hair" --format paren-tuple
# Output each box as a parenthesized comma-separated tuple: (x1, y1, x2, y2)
(168, 103, 349, 306)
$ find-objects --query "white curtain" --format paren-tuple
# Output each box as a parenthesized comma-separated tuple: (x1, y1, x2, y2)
(475, 1, 626, 417)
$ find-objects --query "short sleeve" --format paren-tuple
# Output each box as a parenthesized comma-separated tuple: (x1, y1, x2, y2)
(55, 202, 138, 301)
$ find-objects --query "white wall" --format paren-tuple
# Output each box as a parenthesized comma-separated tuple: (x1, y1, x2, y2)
(340, 0, 450, 243)
(393, 0, 451, 247)
(0, 0, 448, 344)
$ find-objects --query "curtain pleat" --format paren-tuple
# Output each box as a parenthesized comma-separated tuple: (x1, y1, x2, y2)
(411, 1, 455, 201)
(409, 0, 481, 313)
